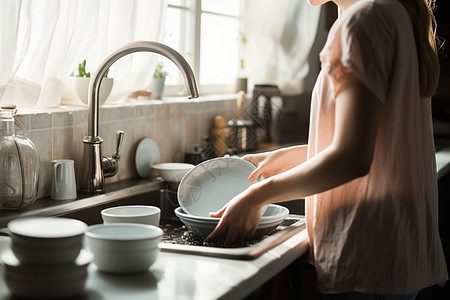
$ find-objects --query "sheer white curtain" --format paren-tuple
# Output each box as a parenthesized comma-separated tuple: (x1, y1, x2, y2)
(243, 0, 321, 95)
(0, 0, 167, 108)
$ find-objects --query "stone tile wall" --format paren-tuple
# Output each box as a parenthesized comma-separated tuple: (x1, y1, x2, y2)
(14, 96, 237, 199)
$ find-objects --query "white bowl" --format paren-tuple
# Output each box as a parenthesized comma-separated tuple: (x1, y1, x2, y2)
(84, 223, 163, 274)
(152, 163, 195, 182)
(8, 217, 87, 265)
(174, 204, 289, 240)
(1, 249, 92, 299)
(73, 76, 114, 105)
(101, 205, 161, 226)
(177, 157, 264, 217)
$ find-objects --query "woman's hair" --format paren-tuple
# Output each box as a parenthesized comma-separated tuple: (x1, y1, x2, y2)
(398, 0, 440, 97)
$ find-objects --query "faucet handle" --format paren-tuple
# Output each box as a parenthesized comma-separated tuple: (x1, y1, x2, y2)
(102, 130, 124, 178)
(113, 130, 124, 159)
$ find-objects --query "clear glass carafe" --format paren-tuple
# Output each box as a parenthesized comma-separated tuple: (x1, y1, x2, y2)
(0, 109, 40, 210)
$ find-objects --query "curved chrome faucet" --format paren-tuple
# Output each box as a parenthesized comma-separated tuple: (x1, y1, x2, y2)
(79, 41, 200, 193)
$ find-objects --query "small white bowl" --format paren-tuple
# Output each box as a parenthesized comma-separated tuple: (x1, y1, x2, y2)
(85, 223, 163, 274)
(101, 205, 161, 226)
(8, 217, 87, 265)
(152, 163, 194, 182)
(1, 249, 92, 299)
(73, 77, 114, 106)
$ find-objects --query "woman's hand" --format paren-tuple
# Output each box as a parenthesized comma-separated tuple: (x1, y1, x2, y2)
(206, 147, 307, 244)
(243, 145, 307, 181)
(206, 185, 265, 245)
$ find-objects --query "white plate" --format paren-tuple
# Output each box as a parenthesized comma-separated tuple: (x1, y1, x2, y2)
(135, 138, 160, 178)
(177, 157, 263, 217)
(175, 204, 287, 225)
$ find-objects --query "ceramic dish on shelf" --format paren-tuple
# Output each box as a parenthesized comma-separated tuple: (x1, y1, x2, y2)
(177, 157, 264, 217)
(135, 138, 160, 178)
(152, 162, 194, 182)
(174, 204, 289, 240)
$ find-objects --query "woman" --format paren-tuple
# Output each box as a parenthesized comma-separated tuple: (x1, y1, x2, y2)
(207, 0, 448, 298)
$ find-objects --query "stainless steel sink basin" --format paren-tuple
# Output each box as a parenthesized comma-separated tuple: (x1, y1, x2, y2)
(159, 214, 305, 260)
(157, 188, 305, 260)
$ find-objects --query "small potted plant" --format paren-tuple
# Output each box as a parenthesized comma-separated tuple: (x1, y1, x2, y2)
(73, 59, 114, 105)
(150, 62, 168, 99)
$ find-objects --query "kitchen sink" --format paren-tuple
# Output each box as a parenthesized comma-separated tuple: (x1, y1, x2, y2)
(60, 187, 306, 260)
(0, 179, 306, 260)
(159, 214, 305, 260)
(157, 188, 305, 260)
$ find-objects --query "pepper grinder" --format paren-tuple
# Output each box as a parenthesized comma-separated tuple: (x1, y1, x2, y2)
(211, 115, 229, 157)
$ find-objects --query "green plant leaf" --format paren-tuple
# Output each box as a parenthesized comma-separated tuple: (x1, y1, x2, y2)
(77, 59, 88, 77)
(153, 62, 168, 78)
(76, 59, 108, 78)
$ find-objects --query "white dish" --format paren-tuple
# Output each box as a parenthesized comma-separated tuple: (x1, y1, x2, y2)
(135, 138, 160, 178)
(1, 249, 92, 299)
(85, 223, 163, 274)
(176, 204, 288, 225)
(174, 204, 289, 240)
(177, 157, 263, 217)
(152, 162, 194, 182)
(101, 205, 161, 226)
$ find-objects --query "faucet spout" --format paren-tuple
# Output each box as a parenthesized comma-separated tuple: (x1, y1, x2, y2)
(79, 41, 199, 194)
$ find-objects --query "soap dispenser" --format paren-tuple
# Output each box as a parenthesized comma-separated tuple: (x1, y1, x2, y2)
(0, 107, 40, 210)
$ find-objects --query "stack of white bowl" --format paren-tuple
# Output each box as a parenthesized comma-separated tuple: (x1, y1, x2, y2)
(174, 204, 289, 240)
(82, 204, 163, 274)
(1, 217, 91, 299)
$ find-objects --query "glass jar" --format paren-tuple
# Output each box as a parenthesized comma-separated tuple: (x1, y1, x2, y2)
(0, 109, 40, 210)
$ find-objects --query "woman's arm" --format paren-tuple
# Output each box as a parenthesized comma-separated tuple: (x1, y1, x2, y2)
(260, 72, 382, 201)
(207, 72, 382, 244)
(243, 144, 308, 181)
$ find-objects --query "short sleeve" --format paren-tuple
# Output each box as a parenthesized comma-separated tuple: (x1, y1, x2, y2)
(319, 2, 396, 102)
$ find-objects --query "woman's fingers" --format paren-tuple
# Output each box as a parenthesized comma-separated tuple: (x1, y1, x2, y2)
(206, 218, 227, 241)
(244, 228, 256, 241)
(243, 154, 267, 181)
(209, 206, 226, 218)
(206, 217, 256, 245)
(225, 229, 245, 245)
(247, 168, 262, 182)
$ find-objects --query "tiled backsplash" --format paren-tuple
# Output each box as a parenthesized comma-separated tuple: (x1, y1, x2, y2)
(14, 96, 237, 199)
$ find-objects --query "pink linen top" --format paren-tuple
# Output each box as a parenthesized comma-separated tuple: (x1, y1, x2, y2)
(306, 0, 448, 294)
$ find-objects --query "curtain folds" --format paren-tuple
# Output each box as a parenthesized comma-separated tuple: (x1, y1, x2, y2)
(0, 0, 167, 108)
(243, 0, 321, 95)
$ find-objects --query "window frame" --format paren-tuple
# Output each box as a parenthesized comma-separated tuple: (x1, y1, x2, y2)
(164, 0, 242, 96)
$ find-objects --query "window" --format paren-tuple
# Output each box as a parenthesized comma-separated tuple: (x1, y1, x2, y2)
(163, 0, 243, 96)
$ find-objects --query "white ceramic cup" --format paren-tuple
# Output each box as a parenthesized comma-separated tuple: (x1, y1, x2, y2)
(101, 205, 161, 226)
(51, 159, 77, 200)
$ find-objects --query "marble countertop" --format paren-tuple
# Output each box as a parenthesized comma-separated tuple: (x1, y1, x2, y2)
(0, 229, 308, 300)
(0, 177, 310, 299)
